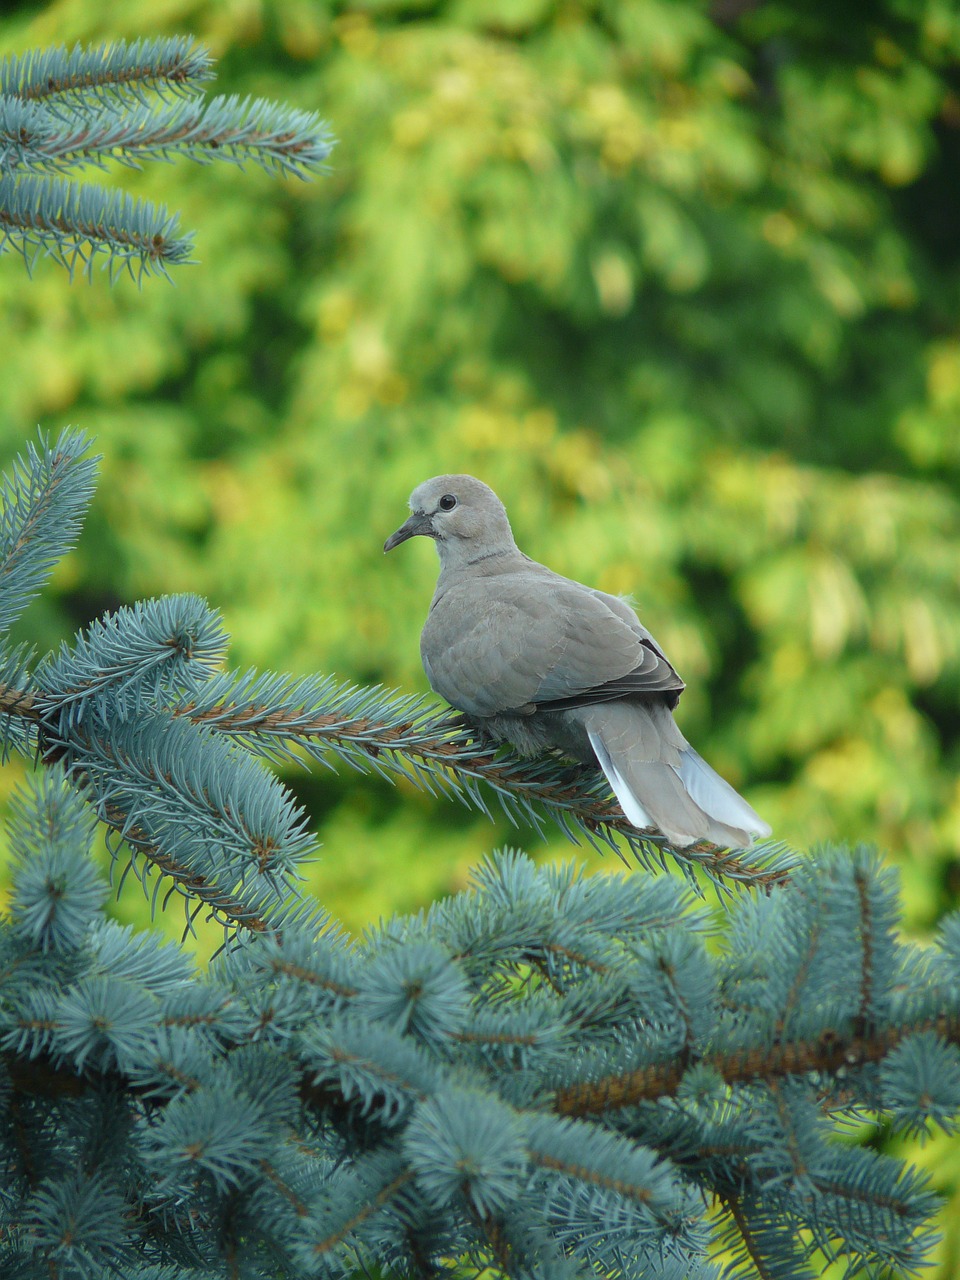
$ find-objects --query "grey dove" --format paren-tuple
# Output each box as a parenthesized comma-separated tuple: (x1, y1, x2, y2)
(384, 474, 771, 849)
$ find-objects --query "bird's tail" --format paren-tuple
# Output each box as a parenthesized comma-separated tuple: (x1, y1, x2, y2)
(578, 700, 771, 849)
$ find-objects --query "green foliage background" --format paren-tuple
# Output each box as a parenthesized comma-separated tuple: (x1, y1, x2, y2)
(1, 0, 959, 1267)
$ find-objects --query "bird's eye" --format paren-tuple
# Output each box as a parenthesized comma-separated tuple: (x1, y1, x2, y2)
(438, 494, 458, 511)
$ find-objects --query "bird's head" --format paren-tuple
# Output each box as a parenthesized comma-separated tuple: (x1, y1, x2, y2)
(384, 474, 517, 566)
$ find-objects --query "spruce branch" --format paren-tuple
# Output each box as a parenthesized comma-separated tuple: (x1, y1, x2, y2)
(0, 427, 97, 756)
(22, 588, 312, 937)
(52, 714, 319, 938)
(0, 36, 334, 281)
(35, 592, 229, 724)
(2, 94, 334, 179)
(99, 803, 277, 937)
(0, 652, 36, 760)
(0, 810, 955, 1278)
(301, 1165, 416, 1261)
(54, 1020, 960, 1118)
(0, 172, 192, 281)
(0, 37, 214, 106)
(7, 769, 104, 954)
(172, 669, 798, 890)
(0, 654, 798, 925)
(0, 667, 794, 897)
(0, 426, 98, 636)
(0, 678, 36, 719)
(717, 1191, 803, 1280)
(553, 1010, 960, 1115)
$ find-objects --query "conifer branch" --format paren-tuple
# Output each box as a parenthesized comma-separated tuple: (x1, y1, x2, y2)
(0, 173, 192, 280)
(174, 672, 798, 889)
(258, 1157, 311, 1219)
(0, 415, 788, 896)
(0, 667, 795, 892)
(0, 37, 334, 281)
(0, 804, 953, 1278)
(552, 1010, 960, 1115)
(36, 592, 228, 720)
(2, 95, 334, 179)
(0, 427, 98, 635)
(52, 710, 317, 937)
(0, 37, 213, 105)
(854, 861, 876, 1032)
(0, 679, 37, 718)
(98, 803, 272, 935)
(8, 979, 959, 1131)
(718, 1191, 783, 1280)
(775, 913, 821, 1041)
(307, 1169, 415, 1257)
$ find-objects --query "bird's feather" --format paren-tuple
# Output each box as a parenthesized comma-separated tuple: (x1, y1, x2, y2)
(422, 566, 682, 716)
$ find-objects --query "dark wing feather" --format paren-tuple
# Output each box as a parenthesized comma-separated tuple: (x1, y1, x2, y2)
(532, 639, 684, 712)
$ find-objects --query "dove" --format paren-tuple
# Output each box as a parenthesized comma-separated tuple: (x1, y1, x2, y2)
(384, 474, 771, 848)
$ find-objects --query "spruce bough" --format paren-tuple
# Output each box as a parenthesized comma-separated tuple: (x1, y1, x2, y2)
(0, 37, 334, 281)
(0, 429, 958, 1279)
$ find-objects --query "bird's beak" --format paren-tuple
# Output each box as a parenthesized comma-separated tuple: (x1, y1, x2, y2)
(383, 511, 432, 552)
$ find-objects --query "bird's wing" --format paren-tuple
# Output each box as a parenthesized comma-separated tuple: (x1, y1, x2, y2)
(421, 569, 683, 718)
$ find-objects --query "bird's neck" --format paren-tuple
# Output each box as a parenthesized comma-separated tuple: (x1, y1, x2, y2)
(433, 539, 522, 595)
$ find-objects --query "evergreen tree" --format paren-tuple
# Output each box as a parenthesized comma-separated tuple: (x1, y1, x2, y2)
(0, 444, 958, 1277)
